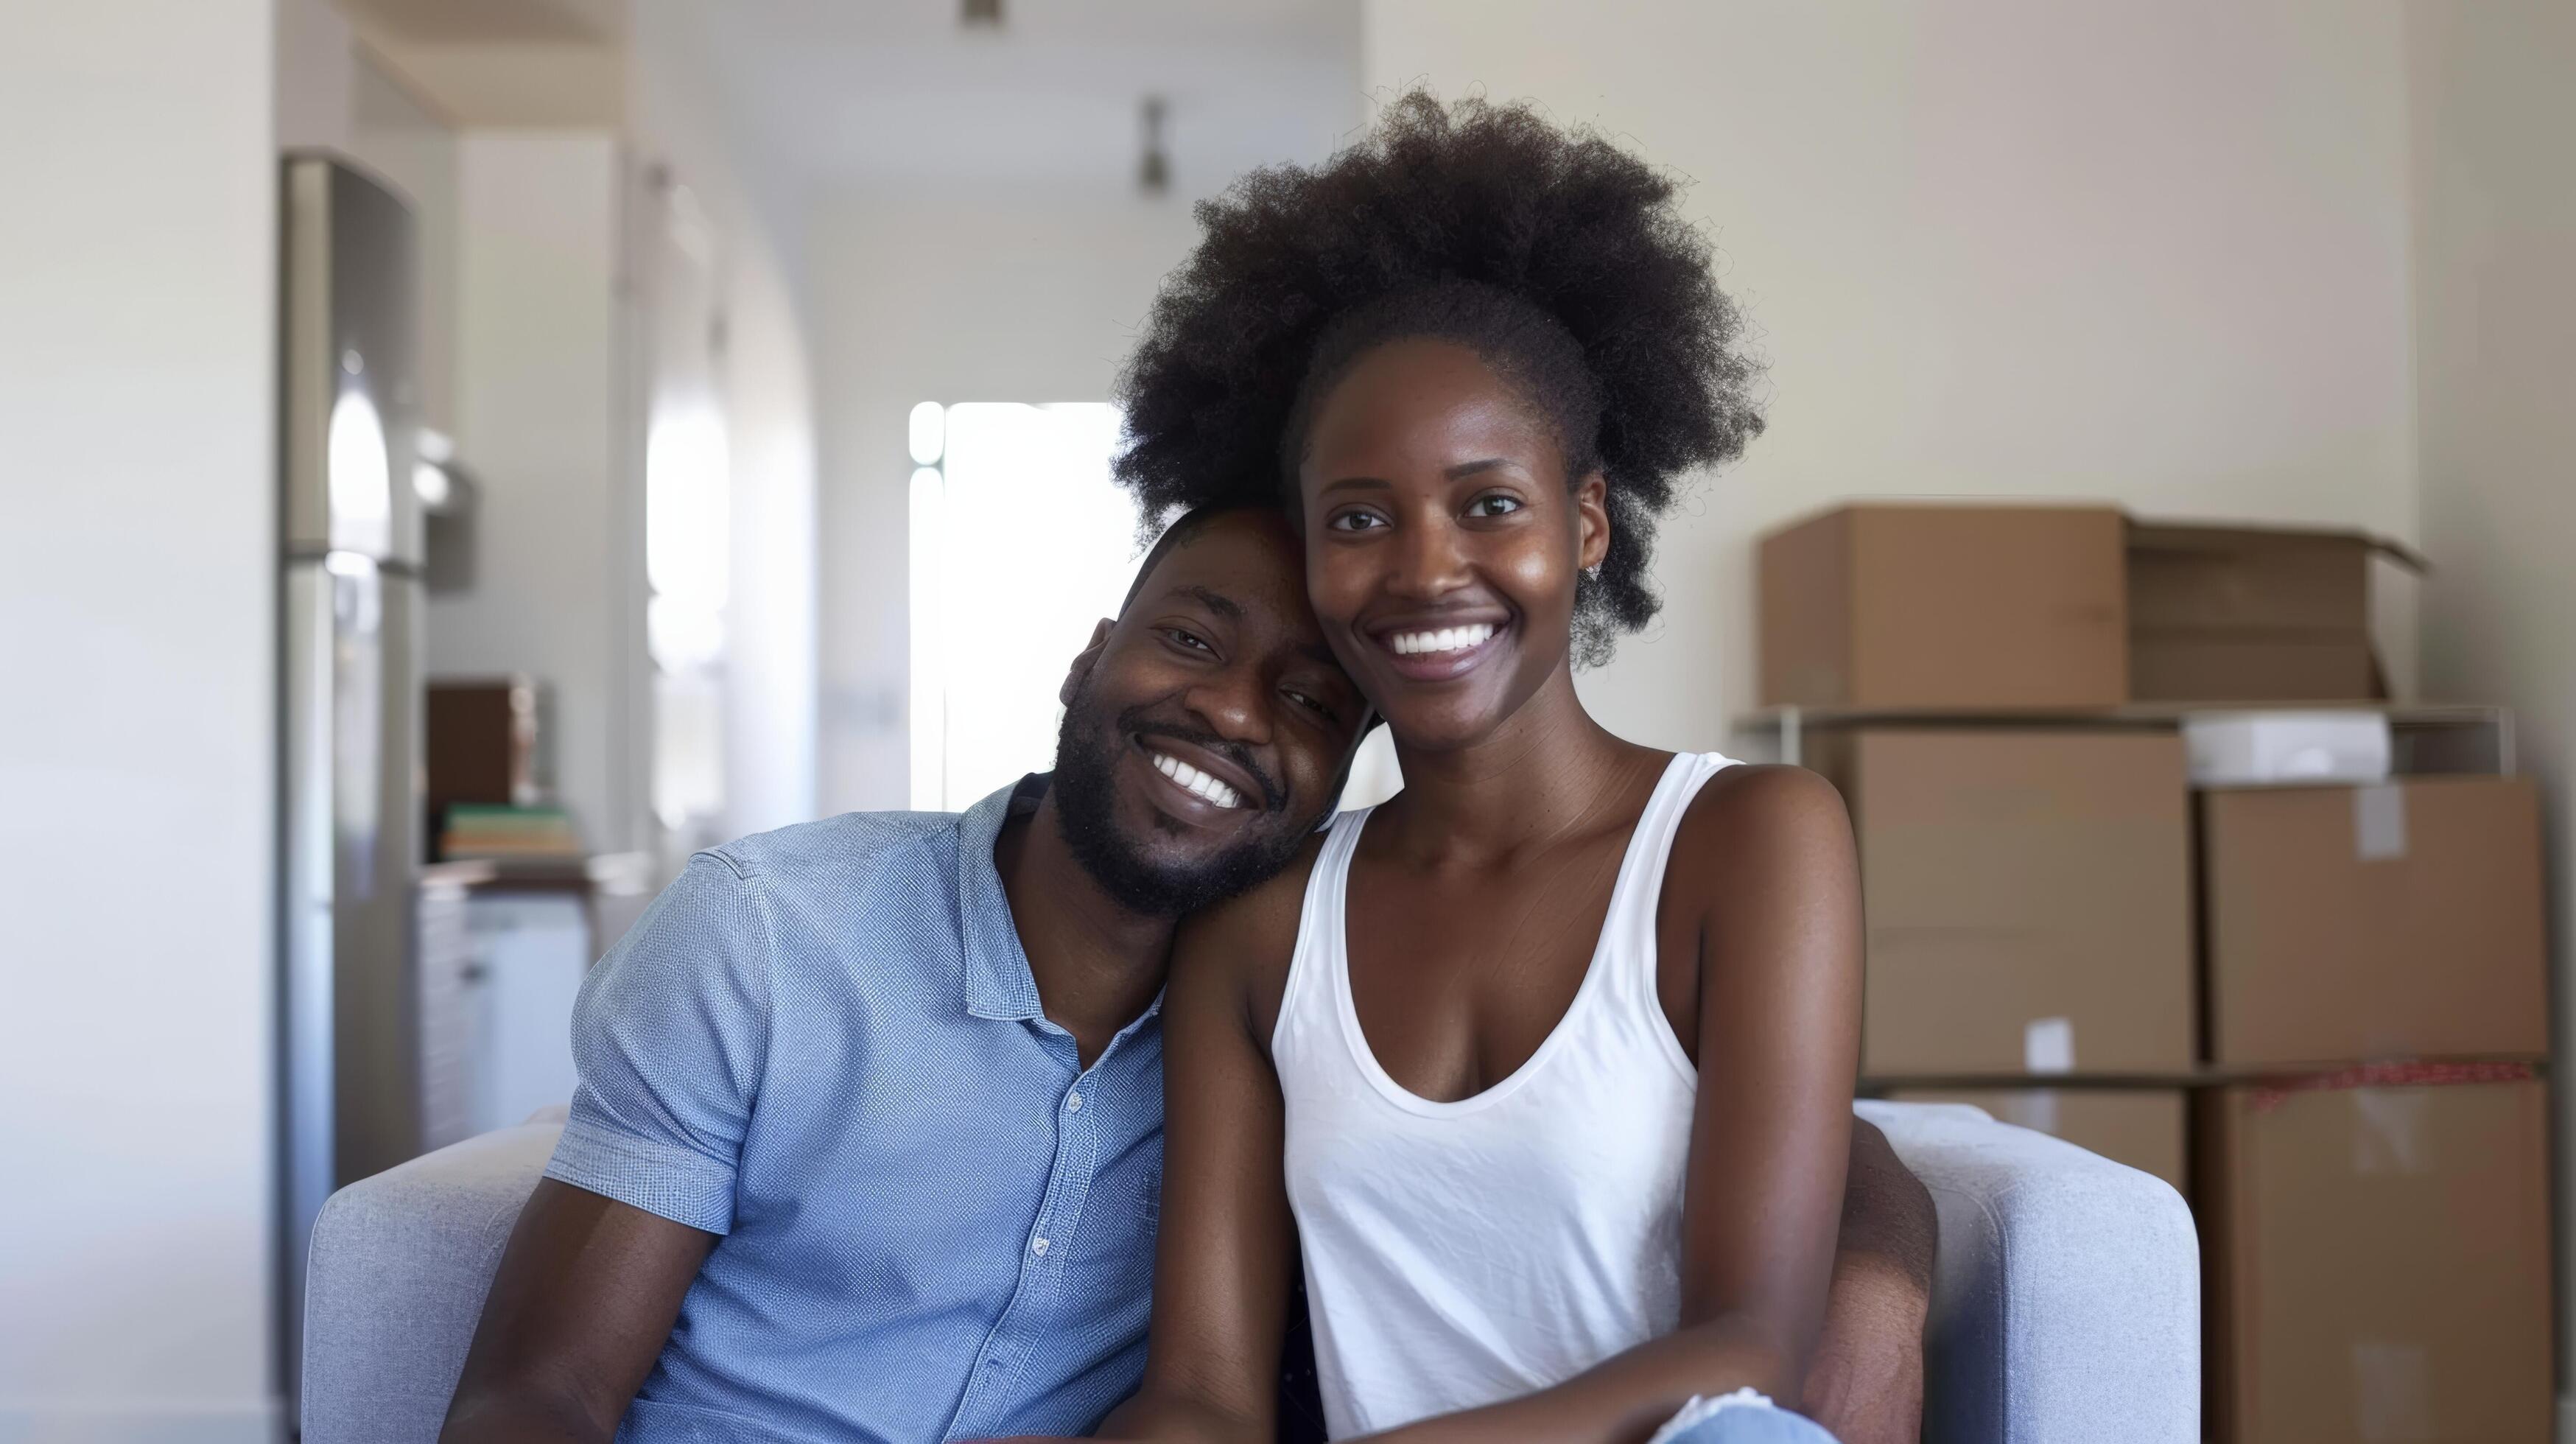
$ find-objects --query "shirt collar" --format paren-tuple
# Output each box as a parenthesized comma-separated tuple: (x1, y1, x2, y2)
(957, 772, 1053, 1021)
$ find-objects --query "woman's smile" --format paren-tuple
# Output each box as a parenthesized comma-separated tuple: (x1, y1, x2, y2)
(1366, 613, 1512, 682)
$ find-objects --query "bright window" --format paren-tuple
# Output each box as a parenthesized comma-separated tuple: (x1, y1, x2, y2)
(908, 402, 1138, 811)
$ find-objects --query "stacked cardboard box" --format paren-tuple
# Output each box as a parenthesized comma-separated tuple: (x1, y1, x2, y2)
(1758, 501, 2419, 710)
(1760, 501, 2556, 1440)
(2198, 1069, 2552, 1444)
(2127, 524, 2424, 703)
(1804, 728, 2193, 1078)
(2200, 775, 2547, 1065)
(1758, 504, 2127, 709)
(2194, 775, 2552, 1438)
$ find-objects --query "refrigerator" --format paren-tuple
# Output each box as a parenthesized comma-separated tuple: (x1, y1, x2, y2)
(278, 153, 427, 1406)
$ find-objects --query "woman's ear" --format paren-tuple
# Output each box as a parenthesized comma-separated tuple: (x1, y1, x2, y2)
(1059, 617, 1116, 707)
(1574, 472, 1611, 572)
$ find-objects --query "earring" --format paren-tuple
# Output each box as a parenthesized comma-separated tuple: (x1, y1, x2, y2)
(1583, 563, 1603, 581)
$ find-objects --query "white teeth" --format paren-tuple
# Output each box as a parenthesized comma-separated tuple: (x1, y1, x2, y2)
(1388, 623, 1495, 656)
(1148, 749, 1245, 808)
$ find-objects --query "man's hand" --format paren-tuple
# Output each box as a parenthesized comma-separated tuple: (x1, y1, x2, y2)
(1804, 1119, 1936, 1444)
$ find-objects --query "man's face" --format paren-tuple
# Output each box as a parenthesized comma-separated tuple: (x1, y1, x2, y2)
(1051, 511, 1367, 916)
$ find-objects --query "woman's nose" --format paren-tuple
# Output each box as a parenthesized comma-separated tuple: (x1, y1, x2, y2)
(1387, 515, 1470, 600)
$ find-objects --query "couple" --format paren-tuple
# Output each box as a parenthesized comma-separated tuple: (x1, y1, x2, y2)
(442, 94, 1931, 1444)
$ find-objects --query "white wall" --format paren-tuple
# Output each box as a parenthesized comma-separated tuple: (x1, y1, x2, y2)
(350, 55, 463, 443)
(435, 131, 637, 853)
(715, 251, 822, 837)
(630, 0, 823, 841)
(813, 189, 1207, 814)
(2406, 0, 2576, 1409)
(1363, 0, 2420, 747)
(273, 0, 354, 153)
(0, 1, 282, 1437)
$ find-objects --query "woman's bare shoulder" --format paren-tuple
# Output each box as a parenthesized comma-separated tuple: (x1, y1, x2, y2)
(1170, 829, 1330, 1028)
(1670, 762, 1857, 907)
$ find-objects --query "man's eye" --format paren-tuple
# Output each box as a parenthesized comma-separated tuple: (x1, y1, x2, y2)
(1327, 510, 1386, 533)
(1164, 628, 1213, 652)
(1284, 688, 1335, 719)
(1467, 494, 1524, 518)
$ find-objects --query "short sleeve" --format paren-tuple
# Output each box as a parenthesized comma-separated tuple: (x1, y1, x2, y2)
(541, 852, 773, 1233)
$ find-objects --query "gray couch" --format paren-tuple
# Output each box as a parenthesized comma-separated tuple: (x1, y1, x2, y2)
(303, 1099, 2197, 1443)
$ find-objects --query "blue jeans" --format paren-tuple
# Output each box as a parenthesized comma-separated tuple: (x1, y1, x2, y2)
(1661, 1405, 1841, 1444)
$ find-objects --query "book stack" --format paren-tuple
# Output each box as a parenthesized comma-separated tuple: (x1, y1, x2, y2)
(438, 804, 583, 862)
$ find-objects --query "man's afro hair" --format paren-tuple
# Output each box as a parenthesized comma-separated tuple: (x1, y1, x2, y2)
(1112, 89, 1763, 661)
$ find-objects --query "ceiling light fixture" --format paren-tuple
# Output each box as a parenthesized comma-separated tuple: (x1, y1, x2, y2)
(1139, 96, 1171, 196)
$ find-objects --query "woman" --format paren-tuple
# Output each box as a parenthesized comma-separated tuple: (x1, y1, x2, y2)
(1101, 94, 1864, 1444)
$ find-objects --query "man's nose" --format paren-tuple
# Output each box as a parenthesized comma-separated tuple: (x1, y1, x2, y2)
(1183, 662, 1274, 751)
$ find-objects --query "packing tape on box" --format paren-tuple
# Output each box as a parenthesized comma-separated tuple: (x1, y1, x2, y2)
(2248, 1059, 2535, 1114)
(2352, 1341, 2435, 1443)
(2022, 1017, 2074, 1074)
(2353, 783, 2408, 861)
(2351, 1088, 2431, 1175)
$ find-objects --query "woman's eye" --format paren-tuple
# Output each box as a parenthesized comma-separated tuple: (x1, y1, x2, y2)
(1327, 510, 1386, 533)
(1467, 494, 1524, 518)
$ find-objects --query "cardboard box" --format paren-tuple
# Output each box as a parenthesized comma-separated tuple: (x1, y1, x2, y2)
(2202, 776, 2547, 1065)
(2199, 1070, 2552, 1444)
(1890, 1087, 2185, 1192)
(2127, 522, 2421, 703)
(1814, 729, 2194, 1076)
(1759, 504, 2127, 709)
(2130, 632, 2379, 704)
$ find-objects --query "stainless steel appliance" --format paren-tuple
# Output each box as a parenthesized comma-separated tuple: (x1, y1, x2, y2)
(278, 154, 426, 1404)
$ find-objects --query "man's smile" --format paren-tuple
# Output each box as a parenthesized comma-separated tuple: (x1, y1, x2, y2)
(1145, 746, 1247, 809)
(1127, 730, 1271, 819)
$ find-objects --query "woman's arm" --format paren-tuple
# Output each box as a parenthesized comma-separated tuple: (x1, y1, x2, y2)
(1369, 764, 1864, 1444)
(1090, 861, 1313, 1444)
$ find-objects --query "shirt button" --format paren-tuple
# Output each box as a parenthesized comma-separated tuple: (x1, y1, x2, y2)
(1065, 1092, 1083, 1113)
(1031, 1237, 1051, 1257)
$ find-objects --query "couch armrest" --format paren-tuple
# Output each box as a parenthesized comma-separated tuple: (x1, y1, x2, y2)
(301, 1118, 564, 1444)
(1858, 1100, 2200, 1444)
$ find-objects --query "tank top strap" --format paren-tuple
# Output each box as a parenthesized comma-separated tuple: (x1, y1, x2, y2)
(1275, 804, 1375, 1054)
(1595, 751, 1741, 1023)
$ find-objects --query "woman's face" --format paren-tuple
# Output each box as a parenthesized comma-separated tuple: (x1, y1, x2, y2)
(1296, 336, 1608, 753)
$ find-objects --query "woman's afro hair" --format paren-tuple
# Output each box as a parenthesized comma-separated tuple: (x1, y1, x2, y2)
(1112, 90, 1764, 662)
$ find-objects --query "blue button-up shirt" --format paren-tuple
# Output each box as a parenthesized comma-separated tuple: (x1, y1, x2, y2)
(544, 776, 1166, 1443)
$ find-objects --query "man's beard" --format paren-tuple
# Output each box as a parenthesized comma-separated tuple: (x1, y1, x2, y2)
(1050, 684, 1322, 917)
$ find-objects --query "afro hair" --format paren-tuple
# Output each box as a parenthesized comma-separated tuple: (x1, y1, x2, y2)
(1112, 89, 1764, 663)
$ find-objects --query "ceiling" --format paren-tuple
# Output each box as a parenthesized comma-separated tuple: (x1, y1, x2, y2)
(335, 0, 625, 44)
(685, 0, 1362, 194)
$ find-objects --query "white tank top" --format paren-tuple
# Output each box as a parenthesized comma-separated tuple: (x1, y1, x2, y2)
(1273, 751, 1738, 1440)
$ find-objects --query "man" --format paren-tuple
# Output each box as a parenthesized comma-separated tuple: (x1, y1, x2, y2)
(442, 508, 1931, 1444)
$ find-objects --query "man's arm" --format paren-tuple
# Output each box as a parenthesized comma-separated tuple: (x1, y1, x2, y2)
(1806, 1119, 1936, 1444)
(444, 852, 772, 1440)
(440, 1180, 715, 1443)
